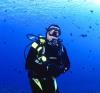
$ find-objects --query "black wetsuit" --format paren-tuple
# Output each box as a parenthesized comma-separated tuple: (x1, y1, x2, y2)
(25, 40, 70, 93)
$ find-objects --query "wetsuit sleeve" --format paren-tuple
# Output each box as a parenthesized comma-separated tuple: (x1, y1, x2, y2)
(25, 47, 48, 76)
(25, 47, 37, 70)
(46, 46, 70, 77)
(61, 46, 70, 72)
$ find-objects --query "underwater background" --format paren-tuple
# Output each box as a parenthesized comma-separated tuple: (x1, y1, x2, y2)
(0, 0, 100, 93)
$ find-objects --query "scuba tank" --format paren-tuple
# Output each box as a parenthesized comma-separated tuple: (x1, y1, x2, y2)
(24, 34, 45, 60)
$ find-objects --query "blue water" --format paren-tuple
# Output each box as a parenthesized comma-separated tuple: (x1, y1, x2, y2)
(0, 0, 100, 93)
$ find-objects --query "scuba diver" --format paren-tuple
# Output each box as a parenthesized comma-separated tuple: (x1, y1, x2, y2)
(25, 24, 70, 93)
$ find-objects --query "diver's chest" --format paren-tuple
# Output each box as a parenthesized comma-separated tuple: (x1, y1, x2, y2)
(45, 45, 59, 57)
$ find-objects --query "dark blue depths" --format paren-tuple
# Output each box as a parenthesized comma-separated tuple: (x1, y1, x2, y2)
(0, 0, 100, 93)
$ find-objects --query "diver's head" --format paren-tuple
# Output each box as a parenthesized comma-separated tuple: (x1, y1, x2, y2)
(46, 24, 61, 41)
